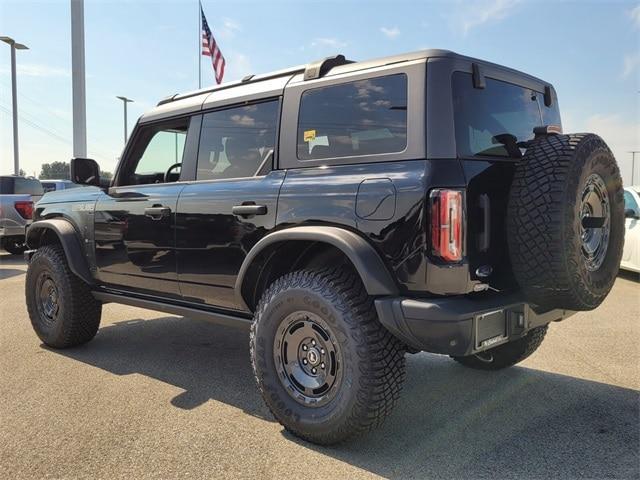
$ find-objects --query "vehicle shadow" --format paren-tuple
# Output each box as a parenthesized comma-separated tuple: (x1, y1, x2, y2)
(618, 269, 640, 282)
(51, 315, 639, 479)
(0, 253, 26, 267)
(0, 268, 25, 280)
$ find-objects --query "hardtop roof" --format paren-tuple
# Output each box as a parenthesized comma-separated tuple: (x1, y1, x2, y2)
(142, 48, 551, 122)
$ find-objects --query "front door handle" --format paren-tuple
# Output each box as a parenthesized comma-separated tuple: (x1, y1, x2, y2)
(144, 206, 171, 220)
(232, 204, 267, 217)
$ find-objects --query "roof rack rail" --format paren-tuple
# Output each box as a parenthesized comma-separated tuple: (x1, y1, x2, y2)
(156, 65, 306, 106)
(156, 54, 354, 107)
(157, 94, 178, 106)
(303, 54, 353, 81)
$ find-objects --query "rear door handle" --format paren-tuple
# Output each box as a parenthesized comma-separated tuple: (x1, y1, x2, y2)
(144, 206, 171, 219)
(232, 204, 267, 217)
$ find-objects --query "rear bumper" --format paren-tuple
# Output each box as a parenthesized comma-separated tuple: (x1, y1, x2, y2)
(0, 225, 27, 240)
(375, 292, 574, 356)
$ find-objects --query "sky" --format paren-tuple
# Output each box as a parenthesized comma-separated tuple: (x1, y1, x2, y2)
(0, 0, 639, 184)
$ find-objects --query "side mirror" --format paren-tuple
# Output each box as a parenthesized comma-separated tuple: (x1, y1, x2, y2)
(70, 157, 100, 187)
(625, 208, 639, 219)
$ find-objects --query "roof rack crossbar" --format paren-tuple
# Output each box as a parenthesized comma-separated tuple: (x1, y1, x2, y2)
(303, 54, 353, 81)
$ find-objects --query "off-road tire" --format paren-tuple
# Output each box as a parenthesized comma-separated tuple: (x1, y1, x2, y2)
(25, 244, 101, 348)
(452, 325, 548, 370)
(507, 133, 624, 311)
(250, 268, 406, 445)
(3, 238, 27, 255)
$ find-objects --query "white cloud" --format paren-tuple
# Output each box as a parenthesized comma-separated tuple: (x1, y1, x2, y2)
(216, 17, 242, 40)
(565, 112, 640, 185)
(223, 52, 252, 82)
(0, 64, 70, 78)
(311, 37, 347, 49)
(223, 18, 241, 34)
(380, 26, 400, 39)
(622, 52, 640, 79)
(450, 0, 521, 35)
(230, 114, 255, 127)
(630, 4, 640, 28)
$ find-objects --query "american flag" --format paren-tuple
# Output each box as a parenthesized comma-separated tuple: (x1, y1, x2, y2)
(201, 5, 225, 84)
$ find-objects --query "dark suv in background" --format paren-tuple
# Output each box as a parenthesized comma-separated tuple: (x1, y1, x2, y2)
(23, 50, 624, 444)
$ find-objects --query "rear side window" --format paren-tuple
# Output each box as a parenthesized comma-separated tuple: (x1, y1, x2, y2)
(14, 177, 44, 195)
(0, 177, 13, 194)
(452, 72, 557, 158)
(41, 182, 56, 193)
(297, 74, 407, 160)
(625, 190, 639, 213)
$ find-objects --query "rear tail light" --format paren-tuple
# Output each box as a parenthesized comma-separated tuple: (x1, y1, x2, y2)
(14, 201, 34, 220)
(430, 189, 464, 262)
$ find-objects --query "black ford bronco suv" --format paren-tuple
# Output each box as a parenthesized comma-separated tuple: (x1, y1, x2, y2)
(24, 50, 624, 445)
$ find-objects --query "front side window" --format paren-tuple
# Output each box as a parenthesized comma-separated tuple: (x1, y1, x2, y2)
(196, 101, 279, 181)
(122, 118, 189, 185)
(297, 74, 407, 160)
(452, 72, 546, 158)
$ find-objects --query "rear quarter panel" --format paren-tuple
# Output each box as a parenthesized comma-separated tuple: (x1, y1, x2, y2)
(276, 159, 466, 293)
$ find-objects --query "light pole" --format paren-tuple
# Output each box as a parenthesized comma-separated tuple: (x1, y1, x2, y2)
(0, 36, 29, 175)
(116, 96, 134, 144)
(71, 0, 87, 158)
(629, 151, 639, 186)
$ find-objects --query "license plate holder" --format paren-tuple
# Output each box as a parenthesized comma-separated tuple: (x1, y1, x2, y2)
(475, 309, 507, 350)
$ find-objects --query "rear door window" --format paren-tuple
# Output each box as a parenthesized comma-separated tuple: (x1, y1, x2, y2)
(452, 72, 552, 158)
(196, 100, 279, 181)
(297, 74, 407, 160)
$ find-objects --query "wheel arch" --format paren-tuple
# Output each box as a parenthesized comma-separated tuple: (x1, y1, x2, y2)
(26, 219, 94, 285)
(235, 226, 399, 312)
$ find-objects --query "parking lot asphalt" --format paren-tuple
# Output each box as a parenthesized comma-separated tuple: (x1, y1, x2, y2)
(0, 252, 638, 479)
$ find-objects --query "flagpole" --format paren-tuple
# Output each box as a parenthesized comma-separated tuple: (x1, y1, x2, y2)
(198, 0, 201, 89)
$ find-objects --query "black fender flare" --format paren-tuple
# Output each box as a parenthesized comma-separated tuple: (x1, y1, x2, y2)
(235, 226, 399, 311)
(26, 219, 94, 285)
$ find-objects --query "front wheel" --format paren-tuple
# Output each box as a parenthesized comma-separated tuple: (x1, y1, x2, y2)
(250, 268, 406, 445)
(25, 244, 102, 348)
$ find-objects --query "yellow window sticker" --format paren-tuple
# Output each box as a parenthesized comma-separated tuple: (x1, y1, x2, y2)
(303, 129, 316, 142)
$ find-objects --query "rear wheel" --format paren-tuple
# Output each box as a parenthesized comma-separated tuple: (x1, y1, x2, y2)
(250, 268, 406, 445)
(507, 133, 624, 311)
(25, 244, 102, 348)
(452, 325, 548, 370)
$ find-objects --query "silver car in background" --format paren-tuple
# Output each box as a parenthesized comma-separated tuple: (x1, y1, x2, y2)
(0, 176, 43, 255)
(622, 186, 640, 273)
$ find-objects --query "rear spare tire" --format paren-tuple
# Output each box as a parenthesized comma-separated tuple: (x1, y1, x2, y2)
(507, 133, 624, 311)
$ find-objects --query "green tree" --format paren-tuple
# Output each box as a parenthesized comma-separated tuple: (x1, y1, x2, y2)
(39, 161, 70, 180)
(100, 170, 113, 180)
(18, 168, 26, 177)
